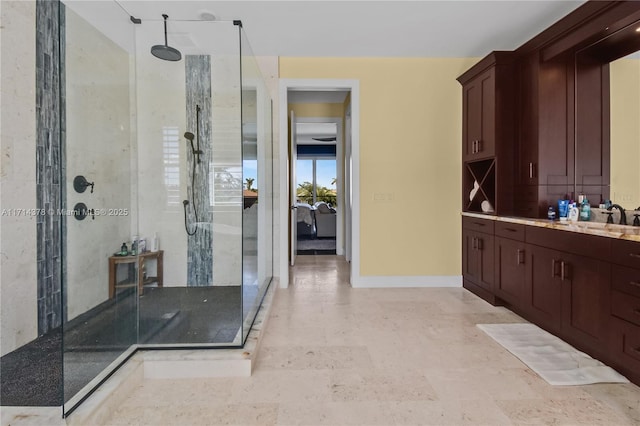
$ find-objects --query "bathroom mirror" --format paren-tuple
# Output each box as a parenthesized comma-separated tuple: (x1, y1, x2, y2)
(574, 20, 640, 210)
(609, 51, 640, 209)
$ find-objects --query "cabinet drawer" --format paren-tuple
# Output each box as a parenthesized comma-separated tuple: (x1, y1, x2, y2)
(495, 221, 525, 241)
(611, 290, 640, 327)
(525, 225, 610, 259)
(462, 216, 495, 234)
(612, 265, 640, 298)
(611, 239, 640, 269)
(611, 317, 640, 368)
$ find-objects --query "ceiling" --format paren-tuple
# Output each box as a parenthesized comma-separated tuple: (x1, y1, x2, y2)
(70, 0, 586, 57)
(296, 122, 338, 144)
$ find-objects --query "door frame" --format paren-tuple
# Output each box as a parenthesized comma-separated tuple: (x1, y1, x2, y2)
(278, 79, 360, 288)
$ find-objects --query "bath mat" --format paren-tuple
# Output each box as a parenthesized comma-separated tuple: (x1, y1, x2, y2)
(477, 323, 629, 385)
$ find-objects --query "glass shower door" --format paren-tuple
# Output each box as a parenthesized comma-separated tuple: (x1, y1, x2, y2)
(240, 28, 273, 343)
(62, 2, 138, 411)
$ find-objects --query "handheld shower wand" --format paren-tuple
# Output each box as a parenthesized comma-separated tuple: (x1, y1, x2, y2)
(182, 105, 203, 236)
(184, 131, 200, 162)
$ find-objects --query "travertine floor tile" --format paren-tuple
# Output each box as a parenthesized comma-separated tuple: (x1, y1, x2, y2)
(276, 401, 397, 425)
(102, 255, 640, 426)
(496, 398, 635, 425)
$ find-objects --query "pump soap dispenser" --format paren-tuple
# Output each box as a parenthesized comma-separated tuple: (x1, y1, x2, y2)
(579, 197, 591, 222)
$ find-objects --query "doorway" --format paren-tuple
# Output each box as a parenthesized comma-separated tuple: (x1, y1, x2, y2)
(279, 79, 360, 288)
(295, 119, 340, 256)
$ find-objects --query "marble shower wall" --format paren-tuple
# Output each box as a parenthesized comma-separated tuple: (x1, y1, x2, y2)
(64, 7, 133, 321)
(185, 55, 213, 286)
(0, 0, 39, 356)
(35, 0, 64, 335)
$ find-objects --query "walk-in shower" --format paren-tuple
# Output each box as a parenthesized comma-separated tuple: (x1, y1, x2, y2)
(0, 0, 273, 417)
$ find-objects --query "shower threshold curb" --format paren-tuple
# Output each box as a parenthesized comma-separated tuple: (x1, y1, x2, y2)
(1, 281, 277, 426)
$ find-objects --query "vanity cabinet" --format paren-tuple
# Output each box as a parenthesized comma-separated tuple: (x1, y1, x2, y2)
(461, 216, 640, 383)
(458, 52, 515, 215)
(609, 240, 640, 382)
(462, 217, 495, 303)
(494, 222, 526, 307)
(525, 226, 611, 354)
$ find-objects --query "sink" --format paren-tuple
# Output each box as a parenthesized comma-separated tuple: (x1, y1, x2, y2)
(556, 221, 640, 237)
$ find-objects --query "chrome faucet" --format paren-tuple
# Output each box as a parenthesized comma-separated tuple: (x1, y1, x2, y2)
(607, 204, 627, 225)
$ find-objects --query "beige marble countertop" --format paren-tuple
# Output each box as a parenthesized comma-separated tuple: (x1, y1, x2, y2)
(462, 212, 640, 242)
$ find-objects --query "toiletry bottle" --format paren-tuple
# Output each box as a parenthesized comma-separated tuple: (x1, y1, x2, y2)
(121, 242, 128, 255)
(547, 206, 556, 220)
(152, 232, 159, 252)
(131, 240, 137, 256)
(568, 202, 579, 222)
(558, 199, 569, 221)
(579, 197, 591, 222)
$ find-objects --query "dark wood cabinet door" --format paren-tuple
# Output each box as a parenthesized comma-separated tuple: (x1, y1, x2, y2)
(525, 244, 563, 332)
(495, 237, 526, 307)
(516, 54, 539, 186)
(574, 55, 610, 188)
(561, 253, 610, 353)
(462, 68, 495, 162)
(477, 232, 495, 291)
(462, 229, 494, 291)
(462, 229, 480, 284)
(537, 59, 574, 187)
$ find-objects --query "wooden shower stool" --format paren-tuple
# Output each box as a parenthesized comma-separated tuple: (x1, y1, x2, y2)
(108, 250, 163, 298)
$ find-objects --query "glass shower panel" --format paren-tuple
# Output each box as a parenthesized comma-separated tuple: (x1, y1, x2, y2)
(61, 2, 137, 411)
(240, 28, 273, 343)
(134, 19, 243, 346)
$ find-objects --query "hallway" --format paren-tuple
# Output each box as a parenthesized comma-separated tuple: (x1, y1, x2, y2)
(105, 256, 640, 425)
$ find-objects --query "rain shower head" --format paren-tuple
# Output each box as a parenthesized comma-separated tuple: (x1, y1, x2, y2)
(151, 14, 182, 61)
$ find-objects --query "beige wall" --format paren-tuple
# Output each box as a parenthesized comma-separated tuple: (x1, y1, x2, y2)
(610, 57, 640, 208)
(0, 0, 38, 356)
(280, 57, 478, 277)
(290, 103, 344, 118)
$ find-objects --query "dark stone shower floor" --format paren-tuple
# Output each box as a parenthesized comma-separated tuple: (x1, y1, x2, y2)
(0, 286, 241, 407)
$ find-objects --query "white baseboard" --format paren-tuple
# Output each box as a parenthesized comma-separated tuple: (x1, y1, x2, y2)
(351, 275, 462, 288)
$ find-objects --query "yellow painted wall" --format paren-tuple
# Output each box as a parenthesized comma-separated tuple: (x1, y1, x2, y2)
(280, 57, 479, 276)
(290, 102, 344, 118)
(610, 58, 640, 208)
